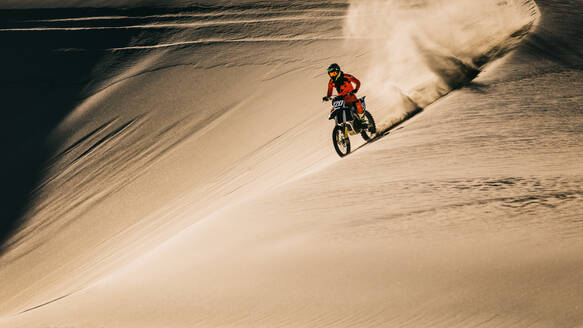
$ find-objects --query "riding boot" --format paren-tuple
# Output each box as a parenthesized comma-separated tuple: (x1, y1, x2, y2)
(357, 112, 367, 127)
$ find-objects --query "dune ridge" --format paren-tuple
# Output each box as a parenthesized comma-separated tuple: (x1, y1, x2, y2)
(1, 0, 582, 327)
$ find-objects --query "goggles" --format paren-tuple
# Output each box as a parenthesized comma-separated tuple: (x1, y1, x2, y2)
(328, 70, 339, 77)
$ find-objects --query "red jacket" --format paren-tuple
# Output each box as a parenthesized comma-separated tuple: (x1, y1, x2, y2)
(327, 72, 361, 103)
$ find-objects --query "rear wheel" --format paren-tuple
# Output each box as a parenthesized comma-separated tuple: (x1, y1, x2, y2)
(332, 125, 350, 157)
(360, 111, 377, 141)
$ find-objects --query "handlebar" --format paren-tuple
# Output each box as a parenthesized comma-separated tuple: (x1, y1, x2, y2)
(323, 91, 358, 102)
(323, 95, 348, 102)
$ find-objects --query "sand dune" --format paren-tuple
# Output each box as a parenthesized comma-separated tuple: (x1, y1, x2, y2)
(1, 0, 582, 327)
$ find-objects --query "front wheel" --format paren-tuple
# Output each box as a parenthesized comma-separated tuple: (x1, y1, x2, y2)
(332, 125, 351, 157)
(360, 111, 377, 141)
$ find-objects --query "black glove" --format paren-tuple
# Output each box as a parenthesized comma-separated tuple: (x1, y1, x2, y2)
(349, 90, 358, 95)
(322, 96, 330, 102)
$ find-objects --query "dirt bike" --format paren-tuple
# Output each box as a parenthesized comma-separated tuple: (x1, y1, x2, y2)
(326, 95, 376, 157)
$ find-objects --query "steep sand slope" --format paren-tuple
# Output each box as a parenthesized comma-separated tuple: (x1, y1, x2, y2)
(3, 0, 582, 327)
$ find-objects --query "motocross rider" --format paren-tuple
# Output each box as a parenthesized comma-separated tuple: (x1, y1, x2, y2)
(322, 63, 365, 122)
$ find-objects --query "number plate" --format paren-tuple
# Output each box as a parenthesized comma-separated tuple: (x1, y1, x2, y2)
(332, 99, 344, 109)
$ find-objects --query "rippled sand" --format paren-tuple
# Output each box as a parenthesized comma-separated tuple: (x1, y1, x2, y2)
(1, 0, 582, 327)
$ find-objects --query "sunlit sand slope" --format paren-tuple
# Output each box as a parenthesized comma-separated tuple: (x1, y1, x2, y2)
(2, 0, 582, 327)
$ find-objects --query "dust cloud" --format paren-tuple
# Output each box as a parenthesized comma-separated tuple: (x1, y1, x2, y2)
(343, 0, 539, 125)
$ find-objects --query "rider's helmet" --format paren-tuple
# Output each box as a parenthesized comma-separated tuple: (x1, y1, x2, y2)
(327, 63, 341, 80)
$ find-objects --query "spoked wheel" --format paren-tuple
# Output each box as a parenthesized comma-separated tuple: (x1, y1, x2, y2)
(332, 125, 351, 157)
(360, 111, 377, 141)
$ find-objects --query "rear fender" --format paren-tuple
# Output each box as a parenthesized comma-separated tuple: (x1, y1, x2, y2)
(359, 96, 366, 110)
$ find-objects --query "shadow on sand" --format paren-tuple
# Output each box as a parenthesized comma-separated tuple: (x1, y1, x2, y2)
(0, 8, 151, 253)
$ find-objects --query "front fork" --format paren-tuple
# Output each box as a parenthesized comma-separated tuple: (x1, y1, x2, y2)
(342, 111, 349, 138)
(334, 109, 349, 140)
